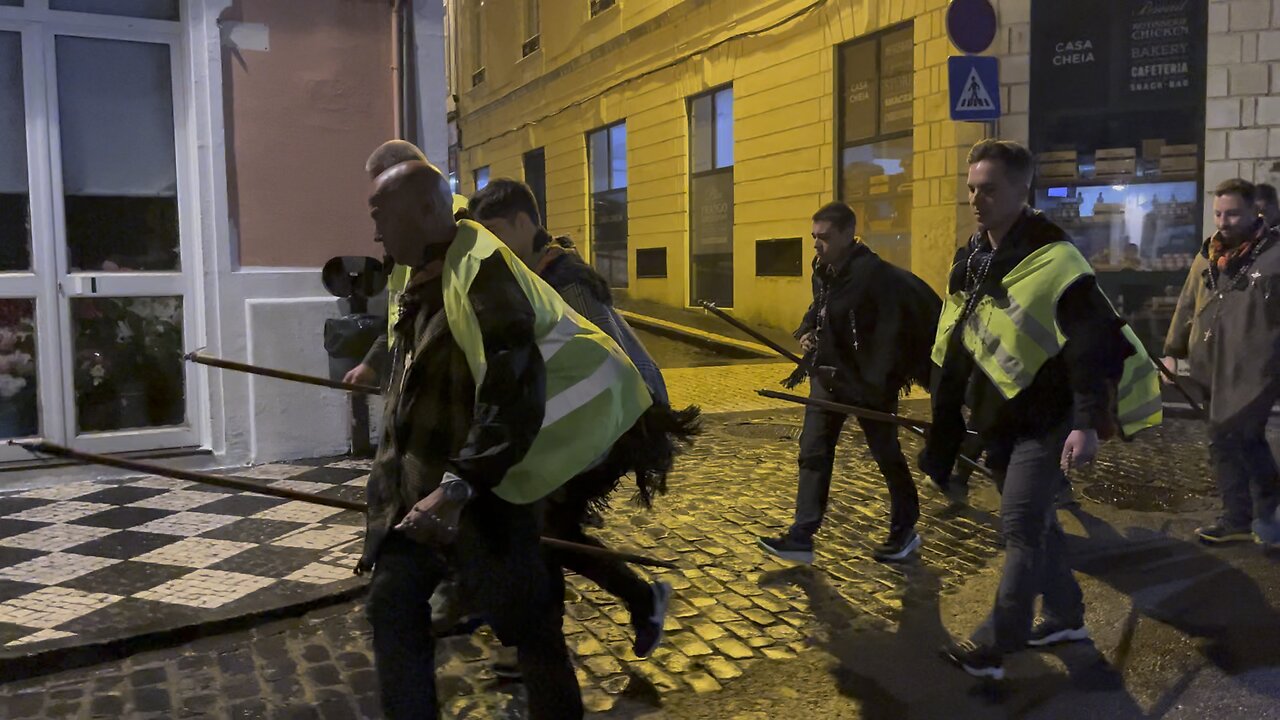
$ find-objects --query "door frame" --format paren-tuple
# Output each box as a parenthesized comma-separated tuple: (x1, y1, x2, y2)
(0, 4, 202, 461)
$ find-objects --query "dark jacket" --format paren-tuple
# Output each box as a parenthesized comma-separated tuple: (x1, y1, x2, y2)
(1164, 224, 1280, 426)
(532, 234, 668, 404)
(792, 243, 942, 408)
(357, 257, 555, 644)
(529, 232, 700, 510)
(923, 209, 1132, 477)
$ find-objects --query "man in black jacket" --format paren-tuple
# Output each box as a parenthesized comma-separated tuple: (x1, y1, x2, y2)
(758, 202, 942, 564)
(922, 140, 1136, 679)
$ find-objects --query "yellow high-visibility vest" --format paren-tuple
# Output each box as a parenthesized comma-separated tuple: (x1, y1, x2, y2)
(931, 241, 1162, 438)
(444, 220, 653, 504)
(386, 194, 470, 349)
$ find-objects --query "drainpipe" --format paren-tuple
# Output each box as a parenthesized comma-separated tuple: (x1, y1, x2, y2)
(391, 0, 404, 139)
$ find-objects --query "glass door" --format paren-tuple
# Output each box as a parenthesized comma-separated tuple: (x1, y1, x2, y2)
(0, 22, 58, 464)
(46, 31, 198, 453)
(0, 5, 198, 461)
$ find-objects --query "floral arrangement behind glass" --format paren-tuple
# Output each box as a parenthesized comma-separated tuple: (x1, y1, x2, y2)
(0, 300, 38, 438)
(74, 297, 184, 431)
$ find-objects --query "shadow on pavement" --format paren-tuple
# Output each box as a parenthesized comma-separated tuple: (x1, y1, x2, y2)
(757, 563, 1145, 720)
(1066, 507, 1280, 676)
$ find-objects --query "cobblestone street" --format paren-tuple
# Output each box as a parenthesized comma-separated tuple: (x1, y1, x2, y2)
(3, 383, 1269, 719)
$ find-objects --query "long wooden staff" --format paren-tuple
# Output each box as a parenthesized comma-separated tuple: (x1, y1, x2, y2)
(1151, 357, 1206, 418)
(699, 301, 991, 479)
(9, 441, 678, 570)
(184, 351, 382, 395)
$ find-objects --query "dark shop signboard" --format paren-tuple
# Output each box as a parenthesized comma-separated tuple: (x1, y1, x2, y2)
(1031, 0, 1205, 118)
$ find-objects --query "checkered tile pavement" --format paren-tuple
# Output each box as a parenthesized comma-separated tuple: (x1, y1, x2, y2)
(0, 459, 370, 652)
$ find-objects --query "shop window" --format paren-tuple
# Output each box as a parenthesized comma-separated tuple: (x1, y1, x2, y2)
(588, 122, 627, 287)
(1030, 0, 1207, 352)
(58, 36, 179, 273)
(50, 0, 179, 21)
(837, 24, 914, 270)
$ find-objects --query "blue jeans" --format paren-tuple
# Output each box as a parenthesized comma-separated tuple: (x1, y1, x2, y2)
(972, 427, 1084, 653)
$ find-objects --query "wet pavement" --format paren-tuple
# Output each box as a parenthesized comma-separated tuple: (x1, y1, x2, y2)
(4, 397, 1276, 718)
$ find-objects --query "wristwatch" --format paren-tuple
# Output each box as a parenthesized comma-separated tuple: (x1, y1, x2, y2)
(440, 472, 475, 503)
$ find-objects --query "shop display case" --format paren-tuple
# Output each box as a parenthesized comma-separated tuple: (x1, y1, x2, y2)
(1033, 145, 1201, 353)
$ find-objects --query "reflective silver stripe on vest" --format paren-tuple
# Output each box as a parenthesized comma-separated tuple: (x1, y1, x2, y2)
(1001, 294, 1060, 359)
(543, 357, 623, 428)
(538, 314, 580, 362)
(1118, 361, 1158, 405)
(964, 312, 1027, 384)
(1118, 395, 1163, 426)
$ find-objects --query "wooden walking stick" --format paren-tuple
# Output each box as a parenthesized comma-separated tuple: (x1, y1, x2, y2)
(184, 350, 382, 395)
(698, 300, 991, 479)
(9, 441, 679, 570)
(1151, 357, 1206, 418)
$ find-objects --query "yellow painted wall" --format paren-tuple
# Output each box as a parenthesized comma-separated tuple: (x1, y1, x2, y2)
(455, 0, 1005, 331)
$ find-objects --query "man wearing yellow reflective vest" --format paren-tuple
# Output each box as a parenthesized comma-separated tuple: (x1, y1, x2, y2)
(923, 140, 1162, 680)
(356, 161, 651, 718)
(343, 140, 470, 388)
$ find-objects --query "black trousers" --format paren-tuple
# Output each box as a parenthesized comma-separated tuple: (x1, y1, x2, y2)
(1210, 390, 1280, 529)
(790, 384, 919, 540)
(543, 479, 653, 621)
(367, 531, 583, 719)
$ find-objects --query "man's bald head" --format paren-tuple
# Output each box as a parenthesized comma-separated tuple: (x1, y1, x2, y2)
(370, 161, 457, 266)
(365, 139, 428, 179)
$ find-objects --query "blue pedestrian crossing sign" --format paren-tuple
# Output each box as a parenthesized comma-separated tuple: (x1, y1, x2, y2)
(949, 55, 1001, 121)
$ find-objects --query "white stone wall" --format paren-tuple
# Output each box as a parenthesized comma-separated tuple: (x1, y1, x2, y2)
(1207, 0, 1280, 232)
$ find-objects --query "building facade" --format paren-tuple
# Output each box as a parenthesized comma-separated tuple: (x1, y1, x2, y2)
(0, 0, 449, 479)
(451, 0, 1261, 350)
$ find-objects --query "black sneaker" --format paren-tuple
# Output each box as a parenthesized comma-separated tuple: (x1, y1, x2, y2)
(872, 528, 921, 563)
(632, 581, 672, 658)
(1197, 522, 1254, 545)
(757, 535, 814, 564)
(941, 639, 1005, 680)
(1026, 617, 1090, 647)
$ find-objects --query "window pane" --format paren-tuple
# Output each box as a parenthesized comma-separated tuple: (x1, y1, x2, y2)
(0, 298, 39, 440)
(592, 189, 628, 288)
(589, 130, 610, 194)
(523, 148, 547, 225)
(471, 2, 484, 69)
(50, 0, 179, 20)
(840, 137, 913, 269)
(72, 296, 185, 433)
(474, 166, 489, 190)
(879, 28, 914, 135)
(0, 32, 30, 273)
(690, 95, 714, 174)
(609, 124, 627, 189)
(525, 0, 539, 40)
(57, 36, 179, 272)
(714, 88, 734, 168)
(0, 1, 22, 8)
